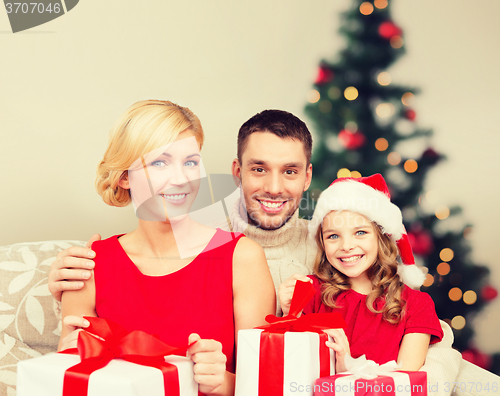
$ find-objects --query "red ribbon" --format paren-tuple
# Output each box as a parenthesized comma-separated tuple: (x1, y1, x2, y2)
(257, 280, 347, 396)
(61, 317, 189, 396)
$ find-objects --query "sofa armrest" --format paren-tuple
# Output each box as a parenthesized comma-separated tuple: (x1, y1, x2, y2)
(0, 240, 86, 395)
(420, 320, 462, 396)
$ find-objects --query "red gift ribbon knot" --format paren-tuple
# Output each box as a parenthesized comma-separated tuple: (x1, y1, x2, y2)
(255, 280, 347, 396)
(61, 316, 189, 396)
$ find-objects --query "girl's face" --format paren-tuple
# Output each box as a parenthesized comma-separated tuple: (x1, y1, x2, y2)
(322, 210, 378, 286)
(127, 130, 205, 222)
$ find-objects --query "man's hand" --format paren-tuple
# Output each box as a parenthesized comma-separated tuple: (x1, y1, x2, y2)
(278, 273, 312, 316)
(48, 234, 101, 301)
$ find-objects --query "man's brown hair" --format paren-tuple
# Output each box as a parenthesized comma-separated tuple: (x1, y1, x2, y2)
(237, 110, 313, 164)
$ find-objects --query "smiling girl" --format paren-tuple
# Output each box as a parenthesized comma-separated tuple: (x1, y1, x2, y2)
(279, 174, 443, 373)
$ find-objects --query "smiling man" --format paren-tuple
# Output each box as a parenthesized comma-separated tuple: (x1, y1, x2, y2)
(228, 110, 317, 303)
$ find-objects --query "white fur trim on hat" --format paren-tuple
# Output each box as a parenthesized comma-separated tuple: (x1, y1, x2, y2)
(308, 180, 404, 240)
(397, 263, 426, 289)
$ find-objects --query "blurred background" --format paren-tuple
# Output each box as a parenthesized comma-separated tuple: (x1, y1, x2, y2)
(1, 0, 499, 370)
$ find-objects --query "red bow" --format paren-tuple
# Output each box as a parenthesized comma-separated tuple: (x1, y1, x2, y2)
(61, 317, 189, 396)
(257, 280, 346, 396)
(259, 279, 347, 333)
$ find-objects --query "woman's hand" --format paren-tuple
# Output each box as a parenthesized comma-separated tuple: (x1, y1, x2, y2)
(323, 328, 350, 373)
(187, 333, 228, 395)
(278, 274, 312, 316)
(58, 315, 90, 351)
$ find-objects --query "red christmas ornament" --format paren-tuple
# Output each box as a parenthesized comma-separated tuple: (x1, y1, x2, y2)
(338, 130, 366, 150)
(481, 285, 498, 302)
(420, 147, 442, 166)
(315, 66, 334, 85)
(422, 148, 439, 159)
(405, 109, 416, 121)
(378, 21, 402, 40)
(462, 347, 493, 370)
(407, 228, 434, 256)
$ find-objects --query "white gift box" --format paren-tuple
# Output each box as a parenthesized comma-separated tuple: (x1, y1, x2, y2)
(17, 352, 198, 396)
(235, 328, 335, 396)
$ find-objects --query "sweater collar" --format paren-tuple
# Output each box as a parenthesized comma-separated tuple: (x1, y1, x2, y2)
(230, 198, 304, 248)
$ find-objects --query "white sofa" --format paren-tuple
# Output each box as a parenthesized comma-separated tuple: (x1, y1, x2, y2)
(1, 240, 498, 396)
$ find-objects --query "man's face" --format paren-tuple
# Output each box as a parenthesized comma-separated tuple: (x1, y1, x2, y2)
(232, 131, 312, 230)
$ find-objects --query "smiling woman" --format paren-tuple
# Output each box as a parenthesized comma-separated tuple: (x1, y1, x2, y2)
(55, 99, 275, 396)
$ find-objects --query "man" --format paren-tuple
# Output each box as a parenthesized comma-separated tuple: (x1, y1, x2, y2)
(50, 110, 318, 307)
(50, 109, 494, 396)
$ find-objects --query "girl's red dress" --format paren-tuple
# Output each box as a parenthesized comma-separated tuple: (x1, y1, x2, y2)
(303, 275, 443, 364)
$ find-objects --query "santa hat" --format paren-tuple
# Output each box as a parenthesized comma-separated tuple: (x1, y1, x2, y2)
(309, 173, 425, 289)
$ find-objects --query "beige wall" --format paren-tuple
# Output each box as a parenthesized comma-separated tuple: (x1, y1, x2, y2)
(1, 1, 499, 351)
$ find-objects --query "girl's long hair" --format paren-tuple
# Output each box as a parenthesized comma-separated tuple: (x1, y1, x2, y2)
(314, 219, 405, 324)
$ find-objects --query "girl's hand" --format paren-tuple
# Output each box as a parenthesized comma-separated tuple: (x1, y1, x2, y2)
(278, 274, 312, 316)
(187, 333, 227, 395)
(323, 328, 350, 373)
(58, 315, 90, 351)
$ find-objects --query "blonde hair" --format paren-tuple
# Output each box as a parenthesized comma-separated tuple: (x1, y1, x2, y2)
(314, 217, 405, 324)
(95, 100, 204, 207)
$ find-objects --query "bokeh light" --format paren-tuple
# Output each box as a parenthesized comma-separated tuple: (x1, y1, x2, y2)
(344, 86, 359, 101)
(328, 87, 341, 100)
(401, 92, 415, 106)
(404, 159, 418, 173)
(423, 274, 434, 287)
(463, 290, 477, 305)
(307, 90, 320, 103)
(376, 103, 395, 118)
(359, 2, 374, 15)
(375, 138, 389, 151)
(374, 0, 388, 9)
(436, 206, 450, 220)
(440, 248, 454, 262)
(451, 315, 466, 330)
(351, 171, 362, 178)
(390, 36, 404, 49)
(449, 287, 463, 301)
(387, 151, 401, 165)
(437, 262, 451, 276)
(345, 121, 358, 132)
(377, 71, 392, 86)
(463, 226, 473, 240)
(319, 100, 332, 113)
(337, 168, 351, 178)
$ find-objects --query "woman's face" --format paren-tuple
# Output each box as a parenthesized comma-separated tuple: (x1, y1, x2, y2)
(128, 130, 204, 222)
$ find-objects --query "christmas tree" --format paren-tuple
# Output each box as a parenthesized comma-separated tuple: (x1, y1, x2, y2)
(303, 0, 499, 373)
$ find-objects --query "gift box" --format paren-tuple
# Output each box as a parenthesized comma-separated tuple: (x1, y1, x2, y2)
(17, 317, 197, 396)
(235, 281, 347, 396)
(17, 352, 197, 396)
(313, 371, 427, 396)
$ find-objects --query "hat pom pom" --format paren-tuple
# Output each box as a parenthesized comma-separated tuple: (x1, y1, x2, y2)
(397, 264, 426, 289)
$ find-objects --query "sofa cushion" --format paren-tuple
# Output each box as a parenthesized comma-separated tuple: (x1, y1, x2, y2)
(0, 240, 85, 395)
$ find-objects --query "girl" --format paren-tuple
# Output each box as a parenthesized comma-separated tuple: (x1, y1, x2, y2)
(59, 100, 275, 396)
(279, 173, 443, 373)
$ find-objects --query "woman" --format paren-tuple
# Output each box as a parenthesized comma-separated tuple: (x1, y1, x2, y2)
(59, 100, 275, 396)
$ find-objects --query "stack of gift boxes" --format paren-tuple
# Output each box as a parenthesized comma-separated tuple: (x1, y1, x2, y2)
(16, 281, 427, 396)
